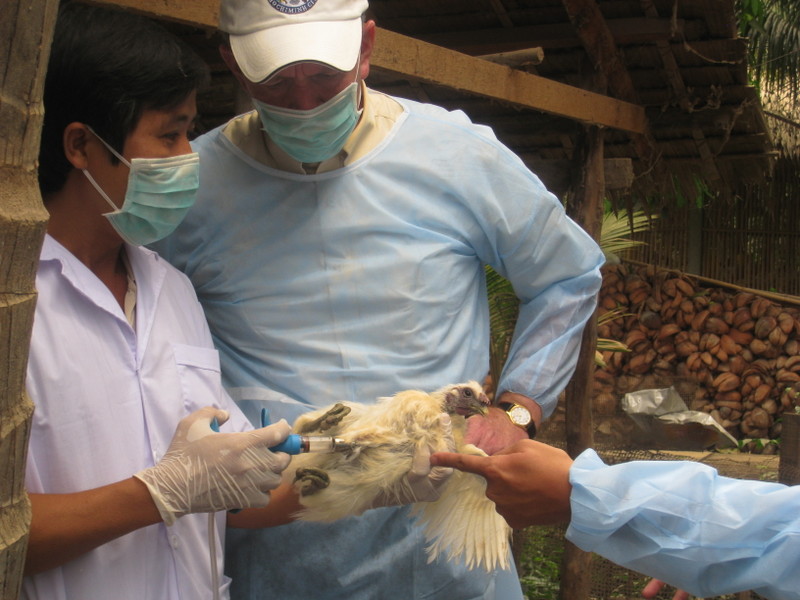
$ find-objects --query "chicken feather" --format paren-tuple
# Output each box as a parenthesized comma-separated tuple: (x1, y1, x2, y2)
(286, 381, 513, 571)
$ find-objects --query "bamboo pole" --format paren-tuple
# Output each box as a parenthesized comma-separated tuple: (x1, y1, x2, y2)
(623, 258, 800, 307)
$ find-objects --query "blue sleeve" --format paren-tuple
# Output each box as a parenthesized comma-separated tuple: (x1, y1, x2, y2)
(407, 102, 605, 418)
(484, 165, 604, 418)
(566, 450, 800, 599)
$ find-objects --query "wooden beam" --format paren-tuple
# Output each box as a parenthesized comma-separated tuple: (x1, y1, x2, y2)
(88, 0, 647, 135)
(372, 29, 646, 134)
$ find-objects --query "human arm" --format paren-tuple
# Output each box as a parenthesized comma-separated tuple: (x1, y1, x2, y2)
(227, 480, 302, 528)
(487, 187, 604, 424)
(468, 153, 603, 441)
(567, 450, 800, 599)
(434, 442, 800, 599)
(26, 479, 160, 575)
(466, 220, 602, 456)
(26, 407, 291, 574)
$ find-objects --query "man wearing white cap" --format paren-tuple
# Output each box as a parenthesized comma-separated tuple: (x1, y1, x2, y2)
(154, 0, 605, 598)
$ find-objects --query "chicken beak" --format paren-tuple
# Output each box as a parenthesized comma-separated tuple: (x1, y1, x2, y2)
(472, 394, 490, 416)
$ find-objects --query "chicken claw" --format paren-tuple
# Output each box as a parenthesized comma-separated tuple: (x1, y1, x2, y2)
(294, 467, 331, 497)
(296, 403, 351, 434)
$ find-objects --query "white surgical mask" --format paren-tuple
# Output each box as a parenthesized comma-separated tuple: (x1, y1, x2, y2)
(82, 128, 199, 246)
(254, 77, 362, 164)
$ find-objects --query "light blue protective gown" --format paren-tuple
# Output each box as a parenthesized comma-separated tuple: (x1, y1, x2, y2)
(568, 450, 800, 600)
(155, 97, 605, 599)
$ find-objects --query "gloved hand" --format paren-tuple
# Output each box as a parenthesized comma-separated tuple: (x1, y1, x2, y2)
(134, 406, 292, 525)
(371, 413, 456, 507)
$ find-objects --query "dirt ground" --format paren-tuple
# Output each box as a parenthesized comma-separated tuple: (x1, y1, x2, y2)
(659, 449, 779, 481)
(537, 401, 786, 484)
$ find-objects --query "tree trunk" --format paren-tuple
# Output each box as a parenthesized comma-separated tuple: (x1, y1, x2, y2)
(0, 0, 58, 597)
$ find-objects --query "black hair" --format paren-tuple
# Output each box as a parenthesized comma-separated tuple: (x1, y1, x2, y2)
(38, 2, 210, 195)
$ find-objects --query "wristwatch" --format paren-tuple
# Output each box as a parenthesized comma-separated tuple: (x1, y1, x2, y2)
(498, 402, 537, 438)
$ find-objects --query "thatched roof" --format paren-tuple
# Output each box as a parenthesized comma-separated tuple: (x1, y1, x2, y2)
(102, 0, 778, 204)
(362, 0, 776, 202)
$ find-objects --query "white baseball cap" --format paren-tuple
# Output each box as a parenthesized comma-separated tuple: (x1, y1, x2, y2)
(220, 0, 369, 83)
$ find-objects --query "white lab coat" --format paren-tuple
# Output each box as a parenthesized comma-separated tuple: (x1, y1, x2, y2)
(23, 236, 252, 600)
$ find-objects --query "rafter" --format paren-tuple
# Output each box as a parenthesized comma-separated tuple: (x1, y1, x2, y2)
(560, 0, 659, 168)
(640, 0, 722, 182)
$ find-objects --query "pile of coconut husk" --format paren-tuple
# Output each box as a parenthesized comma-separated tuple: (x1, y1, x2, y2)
(594, 262, 800, 443)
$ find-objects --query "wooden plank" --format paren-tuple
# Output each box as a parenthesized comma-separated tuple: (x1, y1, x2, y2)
(372, 29, 647, 134)
(88, 0, 647, 134)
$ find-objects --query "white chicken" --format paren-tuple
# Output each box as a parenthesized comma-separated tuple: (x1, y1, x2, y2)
(286, 381, 513, 571)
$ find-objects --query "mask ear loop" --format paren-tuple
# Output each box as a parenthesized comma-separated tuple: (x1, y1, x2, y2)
(82, 126, 131, 213)
(82, 168, 121, 213)
(353, 51, 363, 110)
(85, 126, 132, 168)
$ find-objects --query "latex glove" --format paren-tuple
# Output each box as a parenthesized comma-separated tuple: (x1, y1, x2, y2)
(134, 406, 292, 525)
(372, 413, 456, 507)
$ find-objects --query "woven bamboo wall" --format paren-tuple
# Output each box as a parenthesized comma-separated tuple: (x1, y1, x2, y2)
(627, 205, 691, 273)
(628, 158, 800, 296)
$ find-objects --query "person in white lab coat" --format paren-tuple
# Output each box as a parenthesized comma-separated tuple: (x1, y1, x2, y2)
(23, 5, 296, 598)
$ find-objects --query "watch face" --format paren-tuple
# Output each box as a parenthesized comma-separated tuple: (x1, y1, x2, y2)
(508, 405, 532, 427)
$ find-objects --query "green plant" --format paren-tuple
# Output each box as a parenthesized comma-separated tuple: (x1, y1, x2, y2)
(594, 308, 631, 368)
(599, 209, 653, 261)
(516, 527, 564, 599)
(737, 0, 800, 98)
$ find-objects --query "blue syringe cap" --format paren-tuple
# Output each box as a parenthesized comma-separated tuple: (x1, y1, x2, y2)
(269, 434, 303, 455)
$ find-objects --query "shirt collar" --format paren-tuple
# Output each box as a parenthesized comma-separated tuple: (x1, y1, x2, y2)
(224, 82, 402, 175)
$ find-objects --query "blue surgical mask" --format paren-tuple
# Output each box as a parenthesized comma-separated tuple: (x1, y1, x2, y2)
(82, 129, 199, 246)
(253, 80, 363, 164)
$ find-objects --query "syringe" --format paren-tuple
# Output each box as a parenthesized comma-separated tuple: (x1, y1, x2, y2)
(269, 434, 354, 455)
(260, 407, 354, 455)
(209, 410, 355, 455)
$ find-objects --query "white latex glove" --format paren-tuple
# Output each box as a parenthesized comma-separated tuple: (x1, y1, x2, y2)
(134, 406, 292, 525)
(373, 413, 456, 507)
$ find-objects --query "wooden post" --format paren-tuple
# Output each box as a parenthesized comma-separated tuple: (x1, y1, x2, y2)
(563, 124, 604, 453)
(779, 413, 800, 485)
(559, 125, 604, 600)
